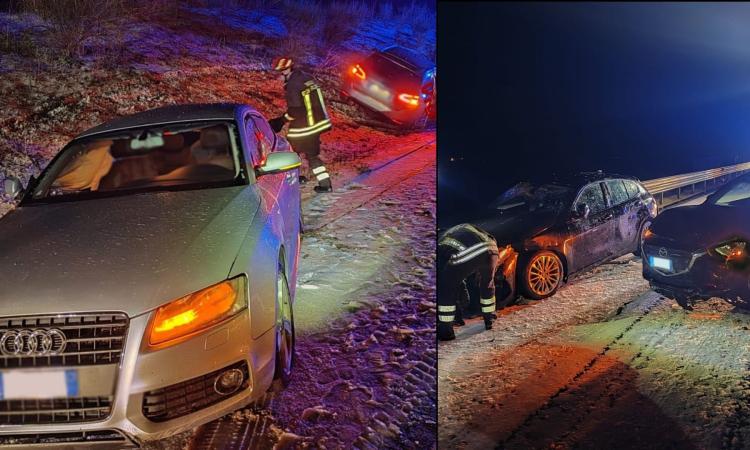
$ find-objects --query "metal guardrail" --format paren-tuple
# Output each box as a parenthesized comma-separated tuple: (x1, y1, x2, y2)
(642, 162, 750, 207)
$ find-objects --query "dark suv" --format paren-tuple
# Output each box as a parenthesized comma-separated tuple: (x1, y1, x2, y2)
(642, 172, 750, 309)
(473, 172, 658, 301)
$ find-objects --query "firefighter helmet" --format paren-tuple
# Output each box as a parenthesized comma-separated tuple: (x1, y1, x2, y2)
(272, 56, 293, 71)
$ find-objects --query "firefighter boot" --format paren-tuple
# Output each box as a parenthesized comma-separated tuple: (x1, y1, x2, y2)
(483, 313, 495, 331)
(438, 323, 456, 341)
(314, 178, 333, 193)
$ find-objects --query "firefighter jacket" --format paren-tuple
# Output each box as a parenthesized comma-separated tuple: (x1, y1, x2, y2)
(438, 223, 499, 268)
(284, 69, 332, 140)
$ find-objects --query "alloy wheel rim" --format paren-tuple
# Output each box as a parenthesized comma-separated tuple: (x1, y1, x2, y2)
(277, 275, 293, 377)
(528, 254, 561, 296)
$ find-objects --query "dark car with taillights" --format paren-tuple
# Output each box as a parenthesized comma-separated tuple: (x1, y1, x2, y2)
(642, 172, 750, 309)
(342, 45, 435, 126)
(472, 172, 657, 302)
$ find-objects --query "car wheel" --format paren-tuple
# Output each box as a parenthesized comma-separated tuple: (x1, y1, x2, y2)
(634, 219, 651, 257)
(270, 262, 295, 392)
(520, 251, 563, 300)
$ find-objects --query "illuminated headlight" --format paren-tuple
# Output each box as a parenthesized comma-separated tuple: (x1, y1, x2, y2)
(709, 240, 748, 261)
(148, 276, 247, 347)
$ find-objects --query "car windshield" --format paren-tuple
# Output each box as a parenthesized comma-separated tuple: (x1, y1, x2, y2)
(490, 182, 574, 212)
(30, 122, 240, 201)
(711, 178, 750, 206)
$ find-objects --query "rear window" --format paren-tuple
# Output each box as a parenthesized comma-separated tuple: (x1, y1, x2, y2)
(606, 179, 629, 205)
(367, 53, 420, 79)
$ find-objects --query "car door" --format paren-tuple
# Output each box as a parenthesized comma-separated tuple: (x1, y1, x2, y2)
(568, 181, 616, 272)
(249, 114, 301, 277)
(606, 179, 639, 255)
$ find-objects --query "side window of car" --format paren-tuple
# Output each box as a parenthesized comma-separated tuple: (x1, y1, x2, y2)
(576, 183, 607, 215)
(244, 117, 265, 167)
(606, 179, 629, 205)
(251, 115, 276, 152)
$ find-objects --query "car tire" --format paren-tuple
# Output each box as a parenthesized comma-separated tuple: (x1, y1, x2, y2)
(634, 219, 652, 257)
(519, 250, 563, 300)
(270, 261, 295, 392)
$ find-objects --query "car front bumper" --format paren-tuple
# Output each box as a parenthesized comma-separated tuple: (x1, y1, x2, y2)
(642, 244, 750, 303)
(0, 309, 276, 448)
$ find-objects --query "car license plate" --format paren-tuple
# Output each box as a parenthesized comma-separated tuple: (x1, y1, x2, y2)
(368, 82, 391, 98)
(650, 256, 673, 271)
(0, 370, 78, 399)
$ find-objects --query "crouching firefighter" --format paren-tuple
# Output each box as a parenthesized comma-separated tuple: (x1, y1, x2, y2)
(438, 223, 510, 341)
(269, 56, 333, 193)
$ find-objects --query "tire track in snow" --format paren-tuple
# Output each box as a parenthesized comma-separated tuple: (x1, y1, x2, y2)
(303, 141, 435, 231)
(496, 293, 663, 448)
(502, 303, 687, 449)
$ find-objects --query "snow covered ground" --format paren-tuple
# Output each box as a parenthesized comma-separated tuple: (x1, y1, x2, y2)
(439, 253, 750, 449)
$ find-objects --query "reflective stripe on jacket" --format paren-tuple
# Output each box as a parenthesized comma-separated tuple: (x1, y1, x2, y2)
(284, 69, 332, 139)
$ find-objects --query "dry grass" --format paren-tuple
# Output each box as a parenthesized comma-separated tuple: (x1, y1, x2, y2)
(3, 0, 434, 66)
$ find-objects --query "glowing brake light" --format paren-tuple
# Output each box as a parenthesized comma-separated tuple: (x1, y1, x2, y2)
(351, 64, 366, 80)
(398, 93, 420, 107)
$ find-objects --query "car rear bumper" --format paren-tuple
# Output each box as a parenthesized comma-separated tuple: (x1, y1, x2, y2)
(0, 310, 276, 447)
(343, 83, 425, 124)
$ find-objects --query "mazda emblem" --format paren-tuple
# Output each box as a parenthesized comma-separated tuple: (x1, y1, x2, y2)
(0, 329, 67, 356)
(658, 247, 668, 257)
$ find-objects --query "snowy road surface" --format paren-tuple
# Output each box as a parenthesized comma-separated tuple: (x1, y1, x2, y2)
(439, 250, 750, 449)
(179, 140, 436, 449)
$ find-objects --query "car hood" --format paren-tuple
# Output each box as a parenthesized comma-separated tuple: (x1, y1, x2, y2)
(0, 186, 259, 318)
(651, 202, 750, 249)
(472, 206, 561, 246)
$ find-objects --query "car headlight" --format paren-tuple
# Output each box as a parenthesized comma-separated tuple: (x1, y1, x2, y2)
(709, 239, 748, 261)
(148, 276, 247, 346)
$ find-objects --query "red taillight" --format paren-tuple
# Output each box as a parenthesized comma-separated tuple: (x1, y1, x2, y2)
(351, 64, 366, 80)
(398, 93, 420, 107)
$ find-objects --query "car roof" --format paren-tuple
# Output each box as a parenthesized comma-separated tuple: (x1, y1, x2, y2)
(77, 103, 253, 138)
(535, 171, 641, 187)
(379, 46, 434, 72)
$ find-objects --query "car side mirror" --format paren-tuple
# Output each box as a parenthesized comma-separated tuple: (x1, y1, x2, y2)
(574, 202, 590, 219)
(2, 176, 23, 200)
(256, 152, 302, 176)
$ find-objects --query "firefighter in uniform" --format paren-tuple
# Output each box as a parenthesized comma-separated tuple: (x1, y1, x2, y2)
(438, 223, 507, 341)
(269, 57, 333, 193)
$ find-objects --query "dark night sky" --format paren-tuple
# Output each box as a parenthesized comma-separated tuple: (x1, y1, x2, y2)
(439, 2, 750, 225)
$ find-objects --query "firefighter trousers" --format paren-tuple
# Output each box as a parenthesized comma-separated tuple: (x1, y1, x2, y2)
(438, 250, 499, 340)
(288, 133, 331, 190)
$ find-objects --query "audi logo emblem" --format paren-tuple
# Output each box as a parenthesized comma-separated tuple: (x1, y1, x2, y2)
(0, 329, 67, 356)
(658, 247, 668, 257)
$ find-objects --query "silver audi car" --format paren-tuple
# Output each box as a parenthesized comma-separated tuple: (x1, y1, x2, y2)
(0, 103, 302, 447)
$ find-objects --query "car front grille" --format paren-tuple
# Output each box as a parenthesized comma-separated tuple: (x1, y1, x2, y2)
(0, 313, 128, 368)
(0, 396, 112, 425)
(143, 361, 250, 422)
(644, 245, 700, 275)
(0, 429, 134, 447)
